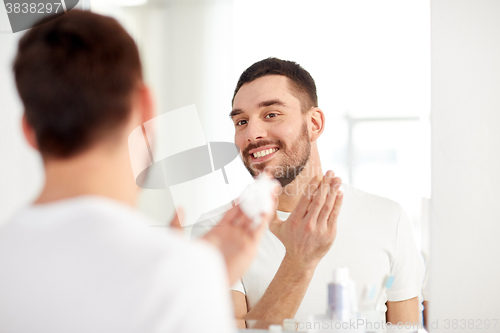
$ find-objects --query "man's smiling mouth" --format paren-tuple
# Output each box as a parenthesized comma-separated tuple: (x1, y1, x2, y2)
(252, 148, 279, 159)
(249, 148, 280, 163)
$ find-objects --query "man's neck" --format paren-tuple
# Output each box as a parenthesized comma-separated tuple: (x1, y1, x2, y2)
(276, 150, 323, 213)
(35, 143, 138, 207)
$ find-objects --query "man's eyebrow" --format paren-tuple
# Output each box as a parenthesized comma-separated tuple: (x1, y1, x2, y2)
(229, 99, 287, 118)
(229, 109, 243, 118)
(257, 99, 287, 108)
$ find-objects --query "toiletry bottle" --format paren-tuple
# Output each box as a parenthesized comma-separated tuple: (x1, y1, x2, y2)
(328, 267, 351, 321)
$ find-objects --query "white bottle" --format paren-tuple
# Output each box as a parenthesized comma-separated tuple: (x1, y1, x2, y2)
(328, 267, 351, 321)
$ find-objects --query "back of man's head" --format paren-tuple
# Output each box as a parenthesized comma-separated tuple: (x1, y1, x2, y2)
(13, 10, 142, 159)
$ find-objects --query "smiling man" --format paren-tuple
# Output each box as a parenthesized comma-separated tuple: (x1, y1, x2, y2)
(197, 58, 425, 328)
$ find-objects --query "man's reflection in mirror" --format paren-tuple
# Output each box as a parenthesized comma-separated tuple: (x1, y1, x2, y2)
(195, 58, 425, 329)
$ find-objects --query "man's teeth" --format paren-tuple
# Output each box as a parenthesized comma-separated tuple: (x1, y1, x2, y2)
(253, 148, 278, 158)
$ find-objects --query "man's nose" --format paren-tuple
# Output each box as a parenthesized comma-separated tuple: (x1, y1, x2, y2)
(246, 120, 267, 142)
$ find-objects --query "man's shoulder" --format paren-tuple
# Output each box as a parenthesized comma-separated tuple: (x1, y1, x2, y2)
(341, 183, 404, 223)
(0, 196, 207, 259)
(342, 183, 400, 206)
(0, 196, 226, 287)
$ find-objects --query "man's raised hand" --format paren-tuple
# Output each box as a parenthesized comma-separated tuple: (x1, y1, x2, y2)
(269, 171, 343, 268)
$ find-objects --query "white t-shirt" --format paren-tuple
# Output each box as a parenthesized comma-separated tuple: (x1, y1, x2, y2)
(0, 196, 236, 333)
(194, 184, 425, 324)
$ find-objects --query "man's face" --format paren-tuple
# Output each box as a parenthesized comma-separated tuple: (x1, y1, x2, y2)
(231, 75, 311, 187)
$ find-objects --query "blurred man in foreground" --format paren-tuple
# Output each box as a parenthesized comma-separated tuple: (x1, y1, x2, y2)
(0, 10, 272, 333)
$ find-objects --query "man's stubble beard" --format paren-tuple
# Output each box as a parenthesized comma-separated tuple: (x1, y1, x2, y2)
(243, 121, 311, 187)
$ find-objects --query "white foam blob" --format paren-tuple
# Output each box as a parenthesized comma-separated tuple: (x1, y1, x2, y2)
(239, 173, 279, 227)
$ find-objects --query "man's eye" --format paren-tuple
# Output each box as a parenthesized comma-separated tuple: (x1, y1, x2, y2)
(265, 113, 277, 118)
(236, 119, 247, 126)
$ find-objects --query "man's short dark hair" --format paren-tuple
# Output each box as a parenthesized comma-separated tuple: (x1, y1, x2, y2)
(232, 57, 318, 112)
(13, 10, 142, 158)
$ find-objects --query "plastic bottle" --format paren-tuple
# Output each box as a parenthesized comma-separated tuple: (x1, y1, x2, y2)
(328, 267, 351, 321)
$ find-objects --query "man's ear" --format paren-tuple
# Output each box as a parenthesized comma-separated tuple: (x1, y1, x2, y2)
(137, 84, 155, 125)
(21, 114, 39, 151)
(309, 107, 325, 141)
